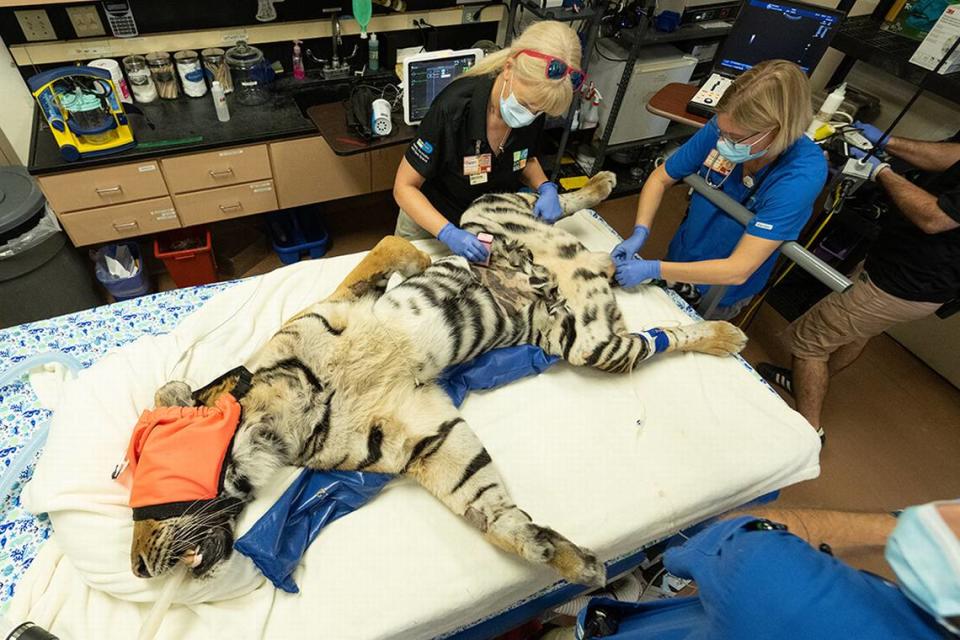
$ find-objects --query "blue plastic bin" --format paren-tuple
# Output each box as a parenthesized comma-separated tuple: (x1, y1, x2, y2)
(267, 207, 330, 265)
(92, 242, 151, 300)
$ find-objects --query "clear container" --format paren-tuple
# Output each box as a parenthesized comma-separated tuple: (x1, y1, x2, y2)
(146, 51, 179, 100)
(175, 50, 207, 97)
(122, 55, 158, 103)
(202, 47, 233, 93)
(225, 40, 269, 106)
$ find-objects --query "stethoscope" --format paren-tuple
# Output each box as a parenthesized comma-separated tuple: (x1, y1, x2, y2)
(704, 152, 736, 189)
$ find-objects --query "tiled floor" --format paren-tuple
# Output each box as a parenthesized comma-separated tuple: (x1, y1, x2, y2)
(172, 189, 960, 514)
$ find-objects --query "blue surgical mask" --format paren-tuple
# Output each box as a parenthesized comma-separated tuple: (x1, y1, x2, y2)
(499, 77, 538, 129)
(886, 501, 960, 634)
(716, 130, 771, 164)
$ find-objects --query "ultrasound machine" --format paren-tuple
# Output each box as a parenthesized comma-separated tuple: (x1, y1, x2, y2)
(687, 0, 845, 118)
(402, 49, 484, 126)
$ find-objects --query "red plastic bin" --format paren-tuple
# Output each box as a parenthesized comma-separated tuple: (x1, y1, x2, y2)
(154, 227, 218, 288)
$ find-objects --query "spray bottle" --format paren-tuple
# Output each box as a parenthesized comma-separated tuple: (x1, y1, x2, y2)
(292, 40, 305, 80)
(806, 82, 846, 140)
(368, 33, 379, 72)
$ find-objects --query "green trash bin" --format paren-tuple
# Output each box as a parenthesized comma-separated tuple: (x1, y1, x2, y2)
(0, 167, 102, 329)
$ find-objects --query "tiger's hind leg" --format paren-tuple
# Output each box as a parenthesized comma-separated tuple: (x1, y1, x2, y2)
(392, 386, 605, 587)
(326, 235, 432, 303)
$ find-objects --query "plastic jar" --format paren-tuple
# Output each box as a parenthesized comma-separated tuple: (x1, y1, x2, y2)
(175, 50, 207, 97)
(225, 40, 269, 106)
(122, 55, 158, 103)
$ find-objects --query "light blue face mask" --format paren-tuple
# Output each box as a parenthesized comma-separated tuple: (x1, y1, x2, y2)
(886, 501, 960, 634)
(499, 77, 538, 129)
(716, 130, 771, 164)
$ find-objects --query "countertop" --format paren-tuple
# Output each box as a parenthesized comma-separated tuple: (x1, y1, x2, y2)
(28, 89, 318, 175)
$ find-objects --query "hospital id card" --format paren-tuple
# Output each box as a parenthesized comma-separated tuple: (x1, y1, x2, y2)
(703, 148, 735, 176)
(464, 153, 492, 176)
(470, 172, 489, 185)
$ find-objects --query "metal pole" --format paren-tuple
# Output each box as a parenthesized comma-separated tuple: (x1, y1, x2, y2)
(683, 174, 853, 293)
(550, 4, 604, 181)
(698, 284, 727, 318)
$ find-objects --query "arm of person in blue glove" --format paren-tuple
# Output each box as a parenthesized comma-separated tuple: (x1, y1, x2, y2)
(614, 257, 661, 287)
(611, 225, 651, 264)
(438, 223, 490, 263)
(533, 181, 563, 223)
(852, 120, 889, 149)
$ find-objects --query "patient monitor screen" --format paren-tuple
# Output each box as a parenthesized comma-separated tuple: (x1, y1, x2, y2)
(407, 54, 478, 123)
(717, 0, 843, 75)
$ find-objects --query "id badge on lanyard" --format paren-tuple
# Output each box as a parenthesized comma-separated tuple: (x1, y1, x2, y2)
(464, 140, 492, 185)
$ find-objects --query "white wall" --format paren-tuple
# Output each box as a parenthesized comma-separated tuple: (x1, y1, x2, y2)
(0, 36, 35, 166)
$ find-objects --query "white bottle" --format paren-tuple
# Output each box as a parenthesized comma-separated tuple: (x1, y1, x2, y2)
(806, 82, 846, 139)
(212, 81, 230, 122)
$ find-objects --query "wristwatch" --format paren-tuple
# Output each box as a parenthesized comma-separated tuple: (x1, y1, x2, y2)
(744, 518, 789, 532)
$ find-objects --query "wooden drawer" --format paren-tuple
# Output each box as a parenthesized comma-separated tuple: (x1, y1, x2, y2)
(370, 145, 407, 193)
(161, 145, 272, 193)
(59, 197, 180, 246)
(174, 180, 278, 226)
(38, 161, 167, 213)
(269, 137, 371, 209)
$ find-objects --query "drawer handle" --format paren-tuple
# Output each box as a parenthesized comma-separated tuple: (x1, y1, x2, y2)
(96, 185, 124, 196)
(113, 221, 139, 232)
(209, 168, 235, 179)
(218, 202, 243, 213)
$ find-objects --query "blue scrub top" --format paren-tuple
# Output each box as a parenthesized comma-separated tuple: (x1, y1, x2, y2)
(663, 119, 828, 308)
(575, 517, 945, 640)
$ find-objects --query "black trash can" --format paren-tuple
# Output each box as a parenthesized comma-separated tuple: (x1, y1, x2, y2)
(0, 167, 101, 329)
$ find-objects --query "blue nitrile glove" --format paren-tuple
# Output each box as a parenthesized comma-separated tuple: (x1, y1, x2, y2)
(850, 147, 890, 181)
(853, 121, 889, 149)
(611, 225, 651, 264)
(533, 181, 563, 223)
(438, 223, 489, 263)
(615, 258, 661, 287)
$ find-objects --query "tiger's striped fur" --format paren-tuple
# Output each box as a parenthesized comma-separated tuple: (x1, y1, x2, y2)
(132, 172, 746, 588)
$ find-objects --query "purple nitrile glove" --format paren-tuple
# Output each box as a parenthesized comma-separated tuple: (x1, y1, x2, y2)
(853, 121, 889, 149)
(615, 258, 661, 287)
(438, 223, 490, 263)
(611, 225, 651, 264)
(533, 181, 563, 223)
(850, 147, 890, 181)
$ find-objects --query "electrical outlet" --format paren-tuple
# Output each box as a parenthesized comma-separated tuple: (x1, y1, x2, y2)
(66, 6, 107, 38)
(15, 9, 56, 42)
(462, 5, 479, 22)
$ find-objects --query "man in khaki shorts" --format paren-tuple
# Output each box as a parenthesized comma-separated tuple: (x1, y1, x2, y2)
(759, 127, 960, 442)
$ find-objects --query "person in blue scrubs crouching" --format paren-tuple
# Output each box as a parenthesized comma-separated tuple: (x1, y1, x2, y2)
(612, 60, 827, 319)
(560, 502, 959, 639)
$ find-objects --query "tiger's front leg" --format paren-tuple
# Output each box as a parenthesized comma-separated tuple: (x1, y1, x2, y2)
(387, 385, 604, 587)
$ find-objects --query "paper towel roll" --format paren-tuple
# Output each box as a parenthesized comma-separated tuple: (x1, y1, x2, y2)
(89, 58, 132, 104)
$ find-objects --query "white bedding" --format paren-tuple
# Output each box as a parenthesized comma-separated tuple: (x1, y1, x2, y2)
(10, 212, 820, 640)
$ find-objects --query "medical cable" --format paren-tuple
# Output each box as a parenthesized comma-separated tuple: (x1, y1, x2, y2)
(860, 34, 960, 166)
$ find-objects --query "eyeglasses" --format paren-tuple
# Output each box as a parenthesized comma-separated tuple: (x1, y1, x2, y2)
(718, 128, 771, 147)
(515, 49, 586, 90)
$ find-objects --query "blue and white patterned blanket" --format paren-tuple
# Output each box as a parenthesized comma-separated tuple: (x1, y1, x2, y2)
(0, 283, 235, 611)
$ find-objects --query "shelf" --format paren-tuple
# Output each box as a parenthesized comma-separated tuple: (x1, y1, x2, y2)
(621, 20, 732, 47)
(602, 122, 698, 154)
(831, 16, 960, 104)
(518, 0, 602, 22)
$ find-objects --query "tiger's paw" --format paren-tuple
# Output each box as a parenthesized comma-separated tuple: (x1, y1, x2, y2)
(154, 381, 194, 407)
(522, 523, 606, 588)
(676, 320, 747, 356)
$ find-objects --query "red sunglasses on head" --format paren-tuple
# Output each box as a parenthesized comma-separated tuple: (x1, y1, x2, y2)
(515, 49, 586, 90)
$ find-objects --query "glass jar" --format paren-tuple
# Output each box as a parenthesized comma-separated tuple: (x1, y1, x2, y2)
(146, 51, 179, 100)
(225, 40, 269, 106)
(201, 48, 233, 93)
(122, 55, 158, 103)
(175, 50, 207, 98)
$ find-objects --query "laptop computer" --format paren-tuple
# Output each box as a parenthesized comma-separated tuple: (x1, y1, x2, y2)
(687, 0, 845, 118)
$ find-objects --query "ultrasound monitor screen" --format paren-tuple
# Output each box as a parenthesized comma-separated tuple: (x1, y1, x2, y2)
(717, 0, 843, 75)
(407, 55, 478, 123)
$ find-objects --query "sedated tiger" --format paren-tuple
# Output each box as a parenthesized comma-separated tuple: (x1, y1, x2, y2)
(132, 171, 747, 588)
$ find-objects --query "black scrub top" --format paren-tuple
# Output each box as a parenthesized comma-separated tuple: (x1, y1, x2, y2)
(404, 74, 545, 225)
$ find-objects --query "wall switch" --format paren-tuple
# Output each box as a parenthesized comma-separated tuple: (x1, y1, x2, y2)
(66, 6, 107, 38)
(15, 9, 57, 42)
